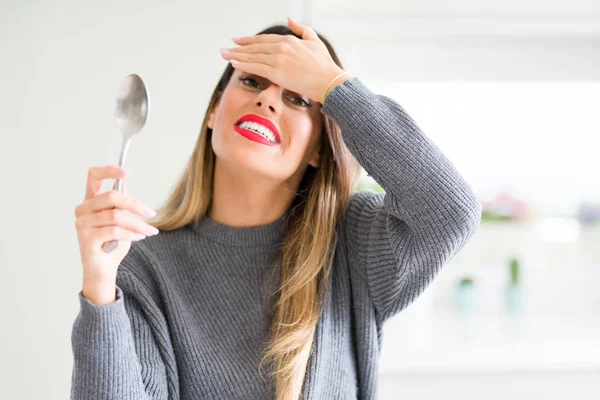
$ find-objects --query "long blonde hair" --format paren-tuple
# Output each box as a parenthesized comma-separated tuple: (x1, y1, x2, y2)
(147, 25, 361, 400)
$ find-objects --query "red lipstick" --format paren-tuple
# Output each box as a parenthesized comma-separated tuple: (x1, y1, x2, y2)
(234, 114, 281, 146)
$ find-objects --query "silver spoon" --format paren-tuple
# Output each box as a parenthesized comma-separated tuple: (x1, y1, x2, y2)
(101, 74, 150, 253)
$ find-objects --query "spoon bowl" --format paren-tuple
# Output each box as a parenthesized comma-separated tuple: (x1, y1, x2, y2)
(101, 74, 150, 253)
(115, 75, 150, 136)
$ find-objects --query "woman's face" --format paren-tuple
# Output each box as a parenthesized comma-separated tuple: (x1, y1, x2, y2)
(208, 69, 323, 183)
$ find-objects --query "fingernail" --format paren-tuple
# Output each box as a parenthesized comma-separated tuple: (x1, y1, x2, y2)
(220, 48, 229, 54)
(230, 59, 239, 65)
(144, 207, 157, 217)
(231, 37, 241, 42)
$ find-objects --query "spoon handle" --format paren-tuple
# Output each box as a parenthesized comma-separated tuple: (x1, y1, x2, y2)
(101, 179, 121, 253)
(101, 136, 131, 253)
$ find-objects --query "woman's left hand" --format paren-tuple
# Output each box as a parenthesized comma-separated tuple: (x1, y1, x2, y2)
(219, 17, 347, 105)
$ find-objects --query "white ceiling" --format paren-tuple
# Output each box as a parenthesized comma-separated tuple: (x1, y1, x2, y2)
(311, 0, 600, 15)
(309, 0, 600, 37)
(298, 0, 600, 80)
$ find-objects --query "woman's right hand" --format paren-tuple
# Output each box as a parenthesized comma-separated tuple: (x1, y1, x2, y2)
(74, 165, 159, 305)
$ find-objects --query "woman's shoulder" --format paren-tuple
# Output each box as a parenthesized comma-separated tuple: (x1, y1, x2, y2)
(335, 190, 385, 250)
(340, 190, 385, 226)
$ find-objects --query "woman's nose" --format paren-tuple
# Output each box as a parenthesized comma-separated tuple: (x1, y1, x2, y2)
(254, 85, 282, 115)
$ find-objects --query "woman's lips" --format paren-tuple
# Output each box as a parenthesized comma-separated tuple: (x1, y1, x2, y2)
(234, 124, 280, 146)
(234, 114, 281, 143)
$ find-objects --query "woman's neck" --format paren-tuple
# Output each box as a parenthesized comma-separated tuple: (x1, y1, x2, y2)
(208, 157, 302, 227)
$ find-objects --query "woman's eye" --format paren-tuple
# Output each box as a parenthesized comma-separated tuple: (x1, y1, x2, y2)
(290, 97, 310, 107)
(240, 77, 260, 88)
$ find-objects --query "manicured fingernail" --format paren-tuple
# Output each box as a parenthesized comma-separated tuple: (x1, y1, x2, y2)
(143, 207, 156, 217)
(220, 48, 229, 54)
(230, 59, 239, 65)
(231, 37, 241, 42)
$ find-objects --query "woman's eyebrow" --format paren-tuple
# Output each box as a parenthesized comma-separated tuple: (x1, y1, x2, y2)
(250, 74, 272, 86)
(280, 86, 305, 96)
(285, 89, 311, 101)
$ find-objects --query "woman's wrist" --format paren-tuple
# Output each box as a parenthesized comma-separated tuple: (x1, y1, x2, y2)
(321, 68, 351, 105)
(82, 274, 118, 305)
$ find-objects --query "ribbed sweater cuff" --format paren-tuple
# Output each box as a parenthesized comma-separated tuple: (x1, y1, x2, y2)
(79, 286, 131, 343)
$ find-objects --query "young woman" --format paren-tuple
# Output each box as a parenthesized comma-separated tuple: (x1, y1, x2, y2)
(71, 18, 481, 400)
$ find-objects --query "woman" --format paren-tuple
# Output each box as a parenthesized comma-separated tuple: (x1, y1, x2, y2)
(71, 18, 481, 400)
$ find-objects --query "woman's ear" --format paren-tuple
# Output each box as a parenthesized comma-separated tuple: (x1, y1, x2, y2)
(308, 127, 323, 168)
(308, 150, 320, 168)
(207, 97, 221, 130)
(207, 107, 217, 129)
(208, 110, 216, 129)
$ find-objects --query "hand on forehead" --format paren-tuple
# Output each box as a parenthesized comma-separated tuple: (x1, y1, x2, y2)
(220, 18, 345, 105)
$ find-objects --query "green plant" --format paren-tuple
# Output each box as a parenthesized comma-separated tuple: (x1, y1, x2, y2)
(459, 277, 474, 286)
(481, 210, 512, 222)
(509, 257, 520, 285)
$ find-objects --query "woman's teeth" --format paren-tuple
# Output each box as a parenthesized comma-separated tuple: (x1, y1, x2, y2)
(238, 121, 278, 143)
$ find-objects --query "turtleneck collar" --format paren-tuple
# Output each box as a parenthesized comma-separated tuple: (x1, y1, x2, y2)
(191, 210, 292, 247)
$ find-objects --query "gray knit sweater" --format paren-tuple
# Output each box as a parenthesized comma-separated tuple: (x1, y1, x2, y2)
(70, 77, 481, 399)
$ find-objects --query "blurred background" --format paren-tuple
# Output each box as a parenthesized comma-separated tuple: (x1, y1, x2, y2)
(1, 0, 599, 399)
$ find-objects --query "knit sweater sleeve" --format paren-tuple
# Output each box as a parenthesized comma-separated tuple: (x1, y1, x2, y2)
(70, 247, 177, 399)
(321, 77, 482, 323)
